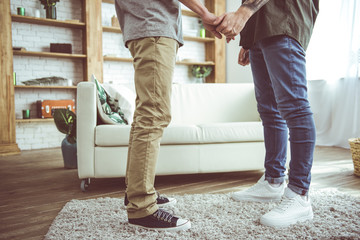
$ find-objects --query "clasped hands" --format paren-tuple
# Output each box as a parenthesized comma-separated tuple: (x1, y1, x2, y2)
(200, 8, 252, 66)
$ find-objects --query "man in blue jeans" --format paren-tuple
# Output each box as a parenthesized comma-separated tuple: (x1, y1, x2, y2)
(215, 0, 319, 227)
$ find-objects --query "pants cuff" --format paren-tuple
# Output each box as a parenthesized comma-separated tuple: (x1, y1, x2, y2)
(287, 183, 308, 196)
(265, 175, 285, 184)
(127, 204, 158, 219)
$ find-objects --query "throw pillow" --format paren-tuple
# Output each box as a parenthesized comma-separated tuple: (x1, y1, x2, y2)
(91, 75, 127, 125)
(103, 83, 136, 124)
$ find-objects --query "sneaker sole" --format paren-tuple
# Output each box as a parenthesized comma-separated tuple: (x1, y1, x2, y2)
(231, 194, 282, 203)
(260, 210, 314, 228)
(129, 220, 191, 232)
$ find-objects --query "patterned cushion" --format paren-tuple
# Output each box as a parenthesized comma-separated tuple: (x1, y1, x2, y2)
(91, 75, 127, 125)
(103, 83, 135, 124)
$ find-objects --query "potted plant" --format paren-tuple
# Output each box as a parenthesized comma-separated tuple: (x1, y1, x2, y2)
(191, 65, 213, 83)
(349, 138, 360, 177)
(53, 109, 77, 169)
(39, 0, 59, 19)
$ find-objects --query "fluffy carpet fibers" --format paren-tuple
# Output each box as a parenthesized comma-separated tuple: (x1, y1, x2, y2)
(45, 189, 360, 240)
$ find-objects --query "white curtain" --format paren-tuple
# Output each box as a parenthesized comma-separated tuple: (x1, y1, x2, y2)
(306, 0, 360, 148)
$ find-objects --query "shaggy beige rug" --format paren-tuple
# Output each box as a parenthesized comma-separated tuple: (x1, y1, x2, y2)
(45, 189, 360, 240)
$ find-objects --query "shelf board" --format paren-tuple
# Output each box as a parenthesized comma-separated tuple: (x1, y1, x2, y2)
(177, 61, 215, 66)
(183, 36, 214, 43)
(13, 50, 86, 59)
(102, 26, 214, 43)
(15, 85, 77, 89)
(103, 56, 214, 66)
(102, 0, 114, 3)
(102, 26, 122, 33)
(11, 15, 85, 29)
(15, 118, 54, 123)
(103, 56, 133, 62)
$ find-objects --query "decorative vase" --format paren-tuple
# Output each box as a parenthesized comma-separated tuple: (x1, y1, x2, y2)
(61, 137, 77, 169)
(195, 77, 204, 83)
(45, 5, 57, 19)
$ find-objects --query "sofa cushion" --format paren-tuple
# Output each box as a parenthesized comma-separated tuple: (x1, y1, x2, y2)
(198, 122, 264, 143)
(103, 83, 136, 125)
(95, 123, 201, 146)
(95, 122, 263, 146)
(171, 83, 260, 124)
(91, 75, 127, 125)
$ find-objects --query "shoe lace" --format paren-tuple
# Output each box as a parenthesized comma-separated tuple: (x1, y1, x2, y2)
(274, 197, 296, 213)
(153, 209, 174, 223)
(156, 191, 167, 202)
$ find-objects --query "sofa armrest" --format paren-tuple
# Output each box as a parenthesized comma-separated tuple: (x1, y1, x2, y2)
(77, 82, 97, 179)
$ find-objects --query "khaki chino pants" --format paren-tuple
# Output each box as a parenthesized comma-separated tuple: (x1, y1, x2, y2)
(126, 37, 178, 219)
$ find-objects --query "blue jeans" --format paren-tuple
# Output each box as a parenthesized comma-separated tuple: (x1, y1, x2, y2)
(249, 35, 316, 196)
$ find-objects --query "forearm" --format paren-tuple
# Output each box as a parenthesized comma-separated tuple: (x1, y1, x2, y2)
(178, 0, 209, 19)
(237, 0, 270, 18)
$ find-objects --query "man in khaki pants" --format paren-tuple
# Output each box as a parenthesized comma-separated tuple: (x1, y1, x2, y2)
(115, 0, 222, 231)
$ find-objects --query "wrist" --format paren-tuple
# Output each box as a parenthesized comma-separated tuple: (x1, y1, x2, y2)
(236, 5, 253, 21)
(199, 9, 212, 23)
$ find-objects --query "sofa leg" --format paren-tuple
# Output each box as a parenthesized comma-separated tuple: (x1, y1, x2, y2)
(80, 178, 90, 192)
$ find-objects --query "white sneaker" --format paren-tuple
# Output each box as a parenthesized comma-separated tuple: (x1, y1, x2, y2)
(260, 188, 313, 228)
(231, 175, 285, 202)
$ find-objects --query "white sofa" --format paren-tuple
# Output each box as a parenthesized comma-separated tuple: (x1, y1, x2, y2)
(76, 82, 265, 191)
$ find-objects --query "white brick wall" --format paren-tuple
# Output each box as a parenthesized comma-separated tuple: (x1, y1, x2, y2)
(12, 0, 209, 150)
(16, 121, 67, 150)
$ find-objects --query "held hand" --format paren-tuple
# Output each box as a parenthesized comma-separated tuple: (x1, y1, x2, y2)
(238, 47, 250, 66)
(201, 13, 225, 39)
(215, 8, 251, 39)
(226, 37, 235, 43)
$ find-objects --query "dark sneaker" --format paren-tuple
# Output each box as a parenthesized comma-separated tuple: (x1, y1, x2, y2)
(128, 208, 191, 231)
(124, 192, 177, 208)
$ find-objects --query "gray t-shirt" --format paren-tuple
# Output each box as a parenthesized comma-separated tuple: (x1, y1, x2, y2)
(115, 0, 184, 47)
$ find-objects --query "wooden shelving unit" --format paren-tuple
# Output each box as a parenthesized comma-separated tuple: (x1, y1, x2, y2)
(11, 15, 85, 29)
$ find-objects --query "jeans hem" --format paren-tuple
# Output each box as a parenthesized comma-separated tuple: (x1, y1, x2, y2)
(265, 175, 285, 184)
(287, 183, 308, 196)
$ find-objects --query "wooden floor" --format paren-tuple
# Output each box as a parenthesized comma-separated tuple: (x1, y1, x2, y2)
(0, 146, 359, 240)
